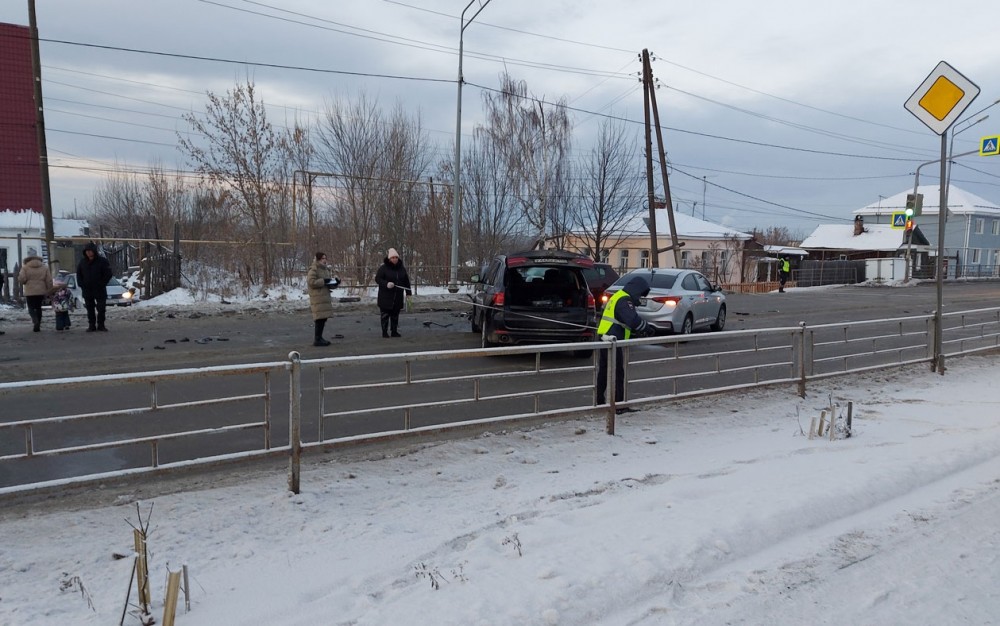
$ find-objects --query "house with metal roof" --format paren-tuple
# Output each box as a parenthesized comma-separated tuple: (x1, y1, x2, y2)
(853, 185, 1000, 276)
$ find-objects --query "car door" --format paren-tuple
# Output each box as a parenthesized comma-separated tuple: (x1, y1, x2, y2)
(679, 273, 708, 326)
(690, 273, 717, 326)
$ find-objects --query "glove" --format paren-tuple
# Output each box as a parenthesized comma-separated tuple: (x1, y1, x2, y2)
(325, 277, 340, 290)
(637, 322, 655, 337)
(387, 282, 395, 289)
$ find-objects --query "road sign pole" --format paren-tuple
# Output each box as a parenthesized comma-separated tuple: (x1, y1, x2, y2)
(933, 133, 947, 373)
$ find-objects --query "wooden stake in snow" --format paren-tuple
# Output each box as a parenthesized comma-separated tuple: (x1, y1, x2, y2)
(134, 529, 151, 608)
(817, 410, 827, 437)
(162, 570, 182, 626)
(808, 416, 817, 440)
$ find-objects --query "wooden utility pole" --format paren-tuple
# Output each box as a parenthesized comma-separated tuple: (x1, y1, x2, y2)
(640, 49, 683, 268)
(28, 0, 55, 269)
(641, 51, 659, 267)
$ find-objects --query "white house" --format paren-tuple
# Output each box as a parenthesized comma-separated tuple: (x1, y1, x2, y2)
(0, 210, 89, 273)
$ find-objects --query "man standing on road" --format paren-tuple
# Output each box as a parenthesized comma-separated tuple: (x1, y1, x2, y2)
(596, 275, 652, 414)
(778, 256, 790, 293)
(76, 242, 113, 332)
(375, 247, 410, 338)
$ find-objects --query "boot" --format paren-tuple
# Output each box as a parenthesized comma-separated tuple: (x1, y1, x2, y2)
(380, 312, 390, 338)
(30, 310, 40, 332)
(313, 319, 330, 346)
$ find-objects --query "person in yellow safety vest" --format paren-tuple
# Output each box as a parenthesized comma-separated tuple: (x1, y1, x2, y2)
(596, 275, 653, 414)
(778, 256, 790, 293)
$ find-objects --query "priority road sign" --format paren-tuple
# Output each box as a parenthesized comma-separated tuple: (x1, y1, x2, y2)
(982, 135, 1000, 157)
(891, 212, 907, 229)
(904, 61, 980, 135)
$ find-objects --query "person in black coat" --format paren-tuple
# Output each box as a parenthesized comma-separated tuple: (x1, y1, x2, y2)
(374, 247, 411, 338)
(76, 242, 113, 332)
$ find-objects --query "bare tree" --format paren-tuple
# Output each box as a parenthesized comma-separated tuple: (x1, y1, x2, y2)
(569, 117, 644, 260)
(178, 79, 288, 285)
(89, 161, 146, 236)
(480, 74, 572, 248)
(457, 131, 525, 267)
(314, 93, 430, 285)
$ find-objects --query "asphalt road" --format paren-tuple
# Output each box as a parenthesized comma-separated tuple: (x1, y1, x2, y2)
(1, 281, 997, 487)
(2, 281, 997, 381)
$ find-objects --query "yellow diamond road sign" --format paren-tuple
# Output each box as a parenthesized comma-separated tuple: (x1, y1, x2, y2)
(905, 61, 980, 135)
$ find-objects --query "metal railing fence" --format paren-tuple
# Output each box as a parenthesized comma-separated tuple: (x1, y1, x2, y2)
(2, 307, 998, 496)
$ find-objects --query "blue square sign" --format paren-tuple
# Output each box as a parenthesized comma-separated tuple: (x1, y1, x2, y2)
(982, 136, 999, 157)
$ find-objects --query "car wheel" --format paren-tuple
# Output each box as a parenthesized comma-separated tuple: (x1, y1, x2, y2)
(679, 314, 694, 335)
(710, 305, 726, 332)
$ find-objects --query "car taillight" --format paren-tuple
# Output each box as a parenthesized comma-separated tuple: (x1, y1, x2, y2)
(587, 292, 596, 308)
(650, 295, 682, 306)
(492, 291, 505, 307)
(600, 293, 610, 306)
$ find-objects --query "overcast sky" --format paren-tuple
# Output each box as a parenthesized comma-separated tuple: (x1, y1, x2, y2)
(2, 0, 999, 236)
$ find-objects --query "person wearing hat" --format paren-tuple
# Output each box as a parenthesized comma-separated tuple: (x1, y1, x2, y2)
(17, 247, 53, 332)
(374, 247, 410, 338)
(76, 242, 113, 331)
(306, 251, 340, 346)
(51, 275, 74, 331)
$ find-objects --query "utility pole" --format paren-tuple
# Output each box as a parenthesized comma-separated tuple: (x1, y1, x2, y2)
(641, 51, 658, 267)
(641, 49, 682, 267)
(28, 0, 55, 268)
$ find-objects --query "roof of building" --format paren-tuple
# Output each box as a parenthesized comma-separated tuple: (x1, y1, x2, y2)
(618, 209, 752, 240)
(0, 210, 88, 237)
(763, 245, 809, 257)
(800, 223, 928, 251)
(854, 185, 1000, 218)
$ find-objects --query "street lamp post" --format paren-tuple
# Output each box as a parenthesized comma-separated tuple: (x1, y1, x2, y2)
(448, 0, 492, 294)
(904, 147, 981, 282)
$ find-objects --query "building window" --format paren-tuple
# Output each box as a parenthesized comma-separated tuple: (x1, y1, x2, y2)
(993, 220, 1000, 236)
(680, 251, 690, 268)
(972, 248, 981, 264)
(618, 249, 629, 272)
(600, 249, 610, 263)
(639, 249, 649, 268)
(975, 218, 985, 234)
(700, 251, 710, 272)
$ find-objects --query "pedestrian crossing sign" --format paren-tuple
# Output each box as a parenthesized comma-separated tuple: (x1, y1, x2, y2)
(891, 212, 907, 229)
(981, 135, 999, 157)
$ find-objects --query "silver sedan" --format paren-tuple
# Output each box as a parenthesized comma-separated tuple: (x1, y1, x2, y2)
(602, 268, 726, 335)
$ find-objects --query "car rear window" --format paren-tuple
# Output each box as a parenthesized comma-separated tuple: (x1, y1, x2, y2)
(650, 273, 678, 289)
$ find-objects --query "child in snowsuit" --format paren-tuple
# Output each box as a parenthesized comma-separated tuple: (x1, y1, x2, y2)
(51, 279, 74, 331)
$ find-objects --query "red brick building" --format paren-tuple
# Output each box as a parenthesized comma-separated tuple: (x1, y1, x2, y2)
(0, 22, 43, 214)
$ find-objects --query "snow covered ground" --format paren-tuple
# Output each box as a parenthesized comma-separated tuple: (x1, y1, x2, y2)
(1, 352, 998, 625)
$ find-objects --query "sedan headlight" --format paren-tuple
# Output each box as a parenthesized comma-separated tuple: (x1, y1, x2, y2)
(122, 290, 134, 301)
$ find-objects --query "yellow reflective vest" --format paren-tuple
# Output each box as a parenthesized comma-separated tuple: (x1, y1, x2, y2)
(598, 289, 632, 339)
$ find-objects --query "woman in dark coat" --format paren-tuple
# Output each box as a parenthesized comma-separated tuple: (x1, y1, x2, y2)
(374, 247, 410, 338)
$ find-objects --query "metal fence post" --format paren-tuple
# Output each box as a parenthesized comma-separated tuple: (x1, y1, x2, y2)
(606, 338, 617, 436)
(798, 322, 807, 398)
(288, 351, 302, 494)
